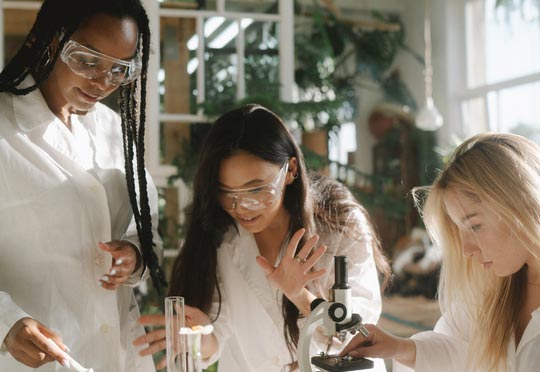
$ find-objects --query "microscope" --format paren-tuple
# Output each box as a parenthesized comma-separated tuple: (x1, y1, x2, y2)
(298, 256, 374, 372)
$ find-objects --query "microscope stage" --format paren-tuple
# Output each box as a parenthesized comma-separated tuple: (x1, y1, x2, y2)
(311, 355, 374, 371)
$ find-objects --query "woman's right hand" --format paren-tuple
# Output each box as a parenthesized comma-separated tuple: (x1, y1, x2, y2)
(134, 305, 214, 370)
(4, 317, 70, 368)
(339, 324, 417, 368)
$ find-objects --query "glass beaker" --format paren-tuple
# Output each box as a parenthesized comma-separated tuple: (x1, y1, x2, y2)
(186, 332, 203, 372)
(180, 325, 213, 372)
(165, 296, 186, 372)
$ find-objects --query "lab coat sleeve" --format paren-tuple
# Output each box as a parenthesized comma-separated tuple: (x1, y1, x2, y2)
(393, 312, 469, 372)
(0, 291, 31, 355)
(201, 272, 234, 368)
(122, 169, 163, 287)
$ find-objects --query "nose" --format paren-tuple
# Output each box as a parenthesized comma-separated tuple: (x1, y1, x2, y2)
(91, 71, 115, 90)
(460, 231, 479, 258)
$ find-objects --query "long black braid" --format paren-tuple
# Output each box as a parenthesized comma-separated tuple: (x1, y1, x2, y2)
(0, 0, 167, 292)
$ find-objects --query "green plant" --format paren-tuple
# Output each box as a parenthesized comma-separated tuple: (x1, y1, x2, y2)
(295, 2, 421, 120)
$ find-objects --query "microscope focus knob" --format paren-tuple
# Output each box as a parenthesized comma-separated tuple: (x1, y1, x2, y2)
(328, 302, 347, 322)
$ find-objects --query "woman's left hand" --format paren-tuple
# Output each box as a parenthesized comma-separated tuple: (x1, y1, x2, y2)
(98, 240, 141, 290)
(256, 228, 327, 302)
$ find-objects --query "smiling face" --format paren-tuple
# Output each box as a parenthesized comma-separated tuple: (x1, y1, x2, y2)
(443, 190, 532, 277)
(40, 13, 138, 121)
(218, 151, 296, 234)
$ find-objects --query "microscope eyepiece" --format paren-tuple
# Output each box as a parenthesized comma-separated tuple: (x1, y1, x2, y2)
(332, 255, 351, 290)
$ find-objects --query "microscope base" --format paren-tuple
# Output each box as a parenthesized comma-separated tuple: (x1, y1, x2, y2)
(311, 355, 374, 372)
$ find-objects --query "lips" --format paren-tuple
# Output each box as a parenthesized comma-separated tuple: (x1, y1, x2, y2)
(237, 215, 260, 224)
(78, 88, 103, 103)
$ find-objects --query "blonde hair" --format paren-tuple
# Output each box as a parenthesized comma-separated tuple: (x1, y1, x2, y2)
(414, 132, 540, 371)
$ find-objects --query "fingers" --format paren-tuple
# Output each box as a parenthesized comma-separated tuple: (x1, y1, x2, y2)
(296, 234, 320, 261)
(138, 337, 166, 357)
(39, 338, 70, 367)
(303, 244, 327, 271)
(133, 328, 166, 346)
(285, 228, 306, 257)
(306, 268, 327, 282)
(138, 314, 166, 326)
(255, 256, 274, 276)
(4, 318, 69, 368)
(157, 355, 167, 370)
(340, 324, 377, 356)
(98, 240, 138, 289)
(134, 328, 167, 354)
(185, 305, 211, 327)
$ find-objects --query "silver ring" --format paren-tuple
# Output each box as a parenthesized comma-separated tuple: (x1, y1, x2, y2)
(294, 256, 307, 264)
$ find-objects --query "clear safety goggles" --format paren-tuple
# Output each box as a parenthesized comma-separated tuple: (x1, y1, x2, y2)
(60, 40, 142, 86)
(219, 162, 289, 211)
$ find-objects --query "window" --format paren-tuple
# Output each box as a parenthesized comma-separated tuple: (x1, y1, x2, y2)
(146, 0, 294, 186)
(461, 0, 540, 140)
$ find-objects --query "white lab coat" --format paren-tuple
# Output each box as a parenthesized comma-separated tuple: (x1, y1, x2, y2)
(0, 80, 158, 372)
(393, 307, 540, 372)
(204, 215, 387, 372)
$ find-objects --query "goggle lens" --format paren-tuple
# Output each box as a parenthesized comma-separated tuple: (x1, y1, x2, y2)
(220, 189, 278, 211)
(61, 40, 141, 86)
(218, 163, 288, 211)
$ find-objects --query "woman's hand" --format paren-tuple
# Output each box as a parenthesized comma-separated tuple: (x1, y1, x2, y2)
(4, 317, 70, 368)
(256, 228, 327, 302)
(98, 240, 141, 289)
(133, 305, 214, 370)
(339, 324, 416, 368)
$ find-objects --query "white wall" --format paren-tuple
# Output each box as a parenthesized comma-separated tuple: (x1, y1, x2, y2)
(353, 0, 461, 174)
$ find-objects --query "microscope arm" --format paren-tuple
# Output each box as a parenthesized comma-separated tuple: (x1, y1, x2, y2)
(298, 300, 330, 372)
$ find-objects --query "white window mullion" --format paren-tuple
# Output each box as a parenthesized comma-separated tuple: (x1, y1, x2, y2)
(217, 0, 225, 14)
(236, 19, 245, 101)
(0, 0, 4, 71)
(196, 15, 205, 116)
(279, 0, 294, 102)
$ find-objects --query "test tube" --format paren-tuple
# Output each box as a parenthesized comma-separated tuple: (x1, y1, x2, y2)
(165, 296, 186, 372)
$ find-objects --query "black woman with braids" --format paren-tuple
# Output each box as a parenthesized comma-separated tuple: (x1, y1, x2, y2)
(0, 0, 166, 371)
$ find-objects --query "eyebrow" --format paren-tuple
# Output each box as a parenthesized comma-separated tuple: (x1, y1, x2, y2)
(460, 213, 478, 223)
(80, 42, 136, 61)
(219, 178, 269, 190)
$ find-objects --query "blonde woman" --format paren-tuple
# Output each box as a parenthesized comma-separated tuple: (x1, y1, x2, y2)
(340, 132, 540, 371)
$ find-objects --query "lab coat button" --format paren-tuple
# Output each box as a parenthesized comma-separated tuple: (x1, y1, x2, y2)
(100, 324, 110, 334)
(90, 185, 100, 193)
(95, 255, 104, 265)
(272, 356, 280, 366)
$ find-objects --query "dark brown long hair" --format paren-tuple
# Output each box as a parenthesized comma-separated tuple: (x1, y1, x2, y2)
(0, 0, 166, 291)
(169, 104, 391, 364)
(310, 174, 391, 290)
(168, 104, 314, 356)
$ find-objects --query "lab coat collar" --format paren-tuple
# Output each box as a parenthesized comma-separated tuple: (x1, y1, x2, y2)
(12, 75, 95, 132)
(515, 307, 540, 355)
(223, 224, 284, 328)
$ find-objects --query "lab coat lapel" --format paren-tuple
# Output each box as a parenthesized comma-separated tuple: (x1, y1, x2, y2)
(516, 308, 540, 355)
(13, 90, 112, 244)
(228, 225, 285, 333)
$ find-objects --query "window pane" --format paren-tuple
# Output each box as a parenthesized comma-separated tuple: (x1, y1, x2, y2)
(160, 16, 198, 115)
(204, 20, 238, 114)
(466, 0, 540, 87)
(461, 97, 488, 136)
(226, 0, 278, 14)
(244, 20, 279, 98)
(492, 82, 540, 142)
(160, 0, 214, 11)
